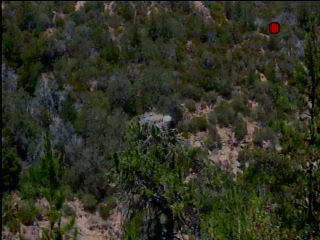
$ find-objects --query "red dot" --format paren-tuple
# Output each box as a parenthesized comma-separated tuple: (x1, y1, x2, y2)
(269, 22, 280, 34)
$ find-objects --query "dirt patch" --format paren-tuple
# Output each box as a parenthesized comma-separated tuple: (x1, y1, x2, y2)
(44, 28, 55, 37)
(75, 1, 86, 11)
(178, 100, 262, 174)
(248, 100, 259, 110)
(2, 196, 122, 240)
(260, 73, 268, 82)
(193, 1, 212, 20)
(181, 101, 213, 120)
(209, 126, 240, 174)
(147, 2, 158, 17)
(104, 1, 115, 13)
(90, 80, 98, 92)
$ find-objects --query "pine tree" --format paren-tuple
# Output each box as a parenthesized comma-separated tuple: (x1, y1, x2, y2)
(25, 131, 77, 240)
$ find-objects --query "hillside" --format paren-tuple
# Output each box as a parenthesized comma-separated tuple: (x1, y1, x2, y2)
(2, 1, 320, 239)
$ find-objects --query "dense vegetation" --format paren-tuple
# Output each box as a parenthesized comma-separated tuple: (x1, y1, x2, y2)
(2, 1, 320, 239)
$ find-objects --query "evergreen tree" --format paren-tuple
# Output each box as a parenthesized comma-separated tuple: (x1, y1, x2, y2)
(23, 131, 77, 240)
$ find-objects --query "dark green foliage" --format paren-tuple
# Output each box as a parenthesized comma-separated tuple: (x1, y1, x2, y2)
(208, 111, 217, 126)
(233, 114, 247, 142)
(185, 99, 196, 113)
(60, 93, 77, 124)
(108, 121, 200, 238)
(181, 84, 203, 101)
(253, 127, 277, 148)
(2, 2, 320, 239)
(17, 200, 39, 225)
(231, 93, 249, 115)
(2, 140, 21, 192)
(177, 116, 208, 134)
(20, 132, 77, 239)
(107, 73, 135, 113)
(267, 35, 281, 52)
(99, 196, 117, 220)
(115, 2, 135, 22)
(81, 193, 97, 212)
(214, 102, 236, 127)
(205, 126, 222, 150)
(203, 91, 218, 105)
(194, 116, 209, 132)
(62, 204, 76, 217)
(2, 25, 23, 68)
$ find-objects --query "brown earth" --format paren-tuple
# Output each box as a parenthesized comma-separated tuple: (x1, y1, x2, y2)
(2, 195, 122, 240)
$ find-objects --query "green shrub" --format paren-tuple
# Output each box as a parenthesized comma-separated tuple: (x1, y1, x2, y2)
(2, 142, 21, 192)
(17, 200, 38, 226)
(233, 114, 247, 141)
(8, 218, 20, 233)
(215, 102, 235, 127)
(63, 203, 76, 217)
(205, 134, 222, 150)
(177, 120, 189, 133)
(181, 84, 203, 101)
(194, 116, 208, 132)
(99, 196, 117, 220)
(187, 119, 199, 134)
(208, 111, 217, 126)
(206, 125, 222, 150)
(250, 105, 266, 122)
(177, 117, 208, 134)
(204, 91, 218, 105)
(237, 149, 251, 170)
(231, 93, 249, 115)
(185, 99, 196, 113)
(253, 127, 277, 147)
(181, 131, 189, 139)
(81, 193, 98, 212)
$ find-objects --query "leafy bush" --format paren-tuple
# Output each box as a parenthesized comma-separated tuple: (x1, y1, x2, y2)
(214, 102, 235, 127)
(206, 124, 222, 150)
(204, 91, 218, 105)
(8, 218, 20, 233)
(231, 93, 249, 115)
(63, 203, 76, 217)
(181, 84, 203, 101)
(194, 116, 209, 132)
(2, 141, 21, 192)
(17, 200, 39, 226)
(250, 105, 266, 122)
(205, 133, 222, 150)
(81, 193, 98, 212)
(185, 99, 196, 113)
(253, 127, 277, 147)
(177, 117, 207, 134)
(233, 114, 247, 141)
(99, 196, 117, 220)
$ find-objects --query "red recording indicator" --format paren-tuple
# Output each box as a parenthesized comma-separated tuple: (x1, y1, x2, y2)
(269, 22, 280, 34)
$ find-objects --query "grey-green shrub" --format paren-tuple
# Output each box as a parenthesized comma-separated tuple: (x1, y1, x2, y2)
(215, 102, 235, 127)
(17, 200, 39, 226)
(204, 91, 218, 105)
(231, 93, 249, 115)
(233, 114, 247, 141)
(81, 193, 97, 212)
(99, 196, 117, 220)
(253, 127, 277, 147)
(185, 99, 196, 112)
(194, 116, 208, 132)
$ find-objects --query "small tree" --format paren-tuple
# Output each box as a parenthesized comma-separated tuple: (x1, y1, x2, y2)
(108, 120, 201, 238)
(25, 131, 77, 239)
